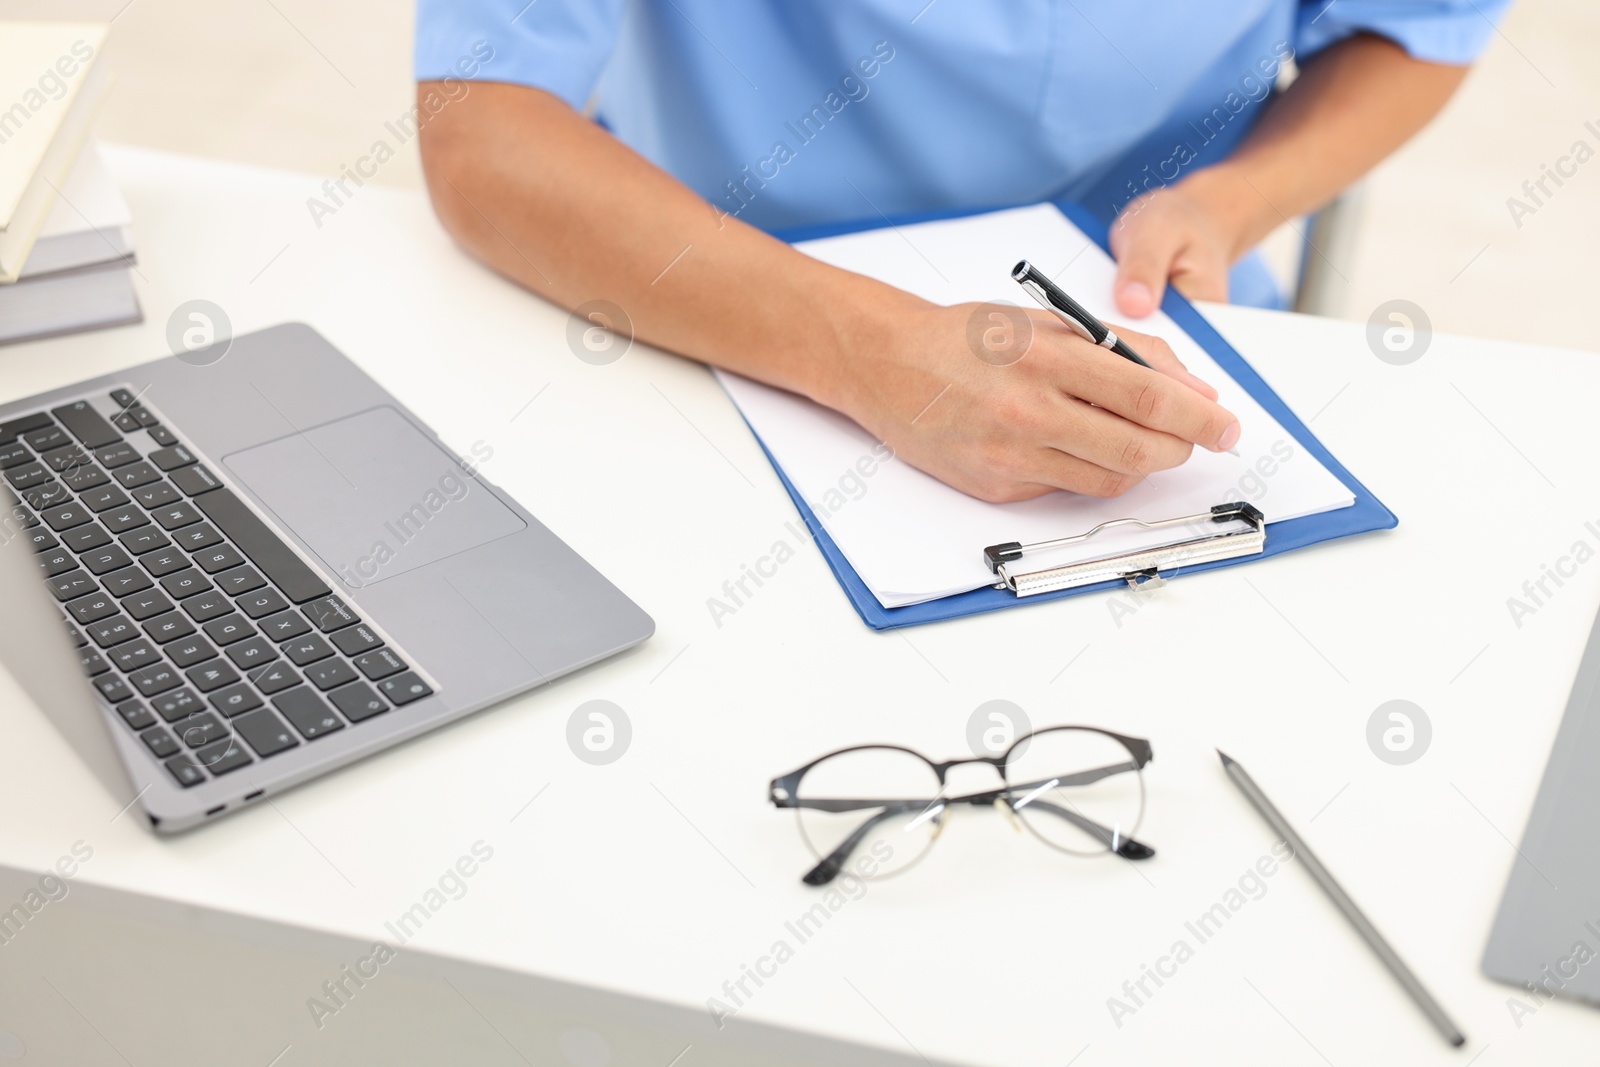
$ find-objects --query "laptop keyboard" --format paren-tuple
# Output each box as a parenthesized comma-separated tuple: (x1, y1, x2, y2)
(2, 391, 434, 792)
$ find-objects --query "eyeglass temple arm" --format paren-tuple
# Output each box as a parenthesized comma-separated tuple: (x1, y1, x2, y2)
(801, 802, 932, 886)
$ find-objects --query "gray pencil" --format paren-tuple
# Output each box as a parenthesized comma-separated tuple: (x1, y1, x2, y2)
(1217, 749, 1466, 1048)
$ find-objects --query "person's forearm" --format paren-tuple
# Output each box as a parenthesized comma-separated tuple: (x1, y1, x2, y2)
(416, 81, 914, 413)
(1182, 33, 1469, 260)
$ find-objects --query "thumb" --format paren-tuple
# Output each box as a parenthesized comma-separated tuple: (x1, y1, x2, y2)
(1110, 214, 1183, 319)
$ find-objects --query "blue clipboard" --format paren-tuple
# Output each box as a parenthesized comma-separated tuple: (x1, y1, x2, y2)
(754, 200, 1397, 631)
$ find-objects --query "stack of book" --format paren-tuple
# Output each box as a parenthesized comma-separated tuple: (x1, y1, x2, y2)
(0, 22, 140, 345)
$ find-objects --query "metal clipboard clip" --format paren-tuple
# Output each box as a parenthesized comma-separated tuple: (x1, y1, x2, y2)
(983, 502, 1266, 598)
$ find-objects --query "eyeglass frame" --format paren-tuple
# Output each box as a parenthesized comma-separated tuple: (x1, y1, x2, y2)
(769, 725, 1156, 886)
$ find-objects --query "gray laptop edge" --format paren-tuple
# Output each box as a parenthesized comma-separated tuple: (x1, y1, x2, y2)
(1483, 596, 1600, 1006)
(0, 323, 653, 832)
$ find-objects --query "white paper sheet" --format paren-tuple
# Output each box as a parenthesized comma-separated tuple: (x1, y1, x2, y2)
(717, 205, 1353, 608)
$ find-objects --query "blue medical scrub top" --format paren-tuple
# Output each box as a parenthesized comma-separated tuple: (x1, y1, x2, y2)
(415, 0, 1505, 308)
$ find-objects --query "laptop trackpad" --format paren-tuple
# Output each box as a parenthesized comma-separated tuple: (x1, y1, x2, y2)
(224, 406, 525, 587)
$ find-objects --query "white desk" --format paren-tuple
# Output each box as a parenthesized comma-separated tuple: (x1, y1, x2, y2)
(2, 145, 1598, 1067)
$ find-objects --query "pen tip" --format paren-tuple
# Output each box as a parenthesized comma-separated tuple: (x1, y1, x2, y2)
(1451, 1035, 1466, 1048)
(1227, 448, 1240, 457)
(1216, 749, 1235, 766)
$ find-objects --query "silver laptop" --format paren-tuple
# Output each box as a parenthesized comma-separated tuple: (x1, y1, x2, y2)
(0, 323, 653, 832)
(1483, 596, 1600, 1006)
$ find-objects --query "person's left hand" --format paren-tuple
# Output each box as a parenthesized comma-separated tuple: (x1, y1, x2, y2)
(1107, 179, 1240, 319)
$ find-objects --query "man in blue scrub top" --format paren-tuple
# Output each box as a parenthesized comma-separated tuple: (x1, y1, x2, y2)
(414, 1, 1506, 502)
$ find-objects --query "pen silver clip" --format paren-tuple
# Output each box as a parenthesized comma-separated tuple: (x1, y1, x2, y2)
(1015, 277, 1098, 345)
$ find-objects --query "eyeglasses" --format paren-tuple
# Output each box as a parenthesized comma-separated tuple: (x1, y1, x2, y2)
(769, 726, 1154, 885)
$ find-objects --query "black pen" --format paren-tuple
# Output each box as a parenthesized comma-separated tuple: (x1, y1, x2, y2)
(1012, 259, 1238, 455)
(1012, 259, 1151, 367)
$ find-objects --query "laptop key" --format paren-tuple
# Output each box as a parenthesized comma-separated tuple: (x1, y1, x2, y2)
(209, 682, 263, 718)
(130, 406, 158, 429)
(104, 565, 156, 596)
(51, 401, 122, 448)
(20, 480, 71, 510)
(283, 634, 333, 666)
(160, 568, 213, 600)
(185, 660, 241, 693)
(303, 595, 359, 633)
(112, 411, 141, 433)
(232, 708, 299, 756)
(154, 502, 201, 530)
(354, 648, 406, 680)
(95, 441, 141, 469)
(164, 754, 206, 788)
(167, 635, 219, 668)
(195, 736, 252, 776)
(90, 615, 140, 647)
(378, 672, 433, 706)
(239, 588, 290, 619)
(60, 463, 109, 491)
(101, 505, 149, 534)
(42, 503, 92, 531)
(306, 659, 358, 691)
(182, 591, 232, 623)
(26, 528, 58, 552)
(24, 425, 70, 452)
(132, 482, 180, 509)
(112, 638, 161, 673)
(119, 527, 170, 554)
(143, 611, 197, 644)
(331, 623, 383, 657)
(4, 460, 50, 491)
(170, 464, 221, 496)
(93, 674, 135, 704)
(113, 461, 161, 490)
(142, 727, 180, 759)
(37, 548, 75, 578)
(0, 441, 30, 468)
(122, 589, 174, 621)
(60, 523, 112, 554)
(4, 460, 50, 490)
(129, 663, 182, 698)
(79, 648, 109, 676)
(152, 687, 203, 722)
(194, 489, 330, 604)
(173, 523, 222, 551)
(226, 636, 278, 670)
(194, 544, 245, 574)
(148, 444, 197, 471)
(48, 569, 96, 601)
(109, 389, 137, 408)
(214, 565, 266, 595)
(274, 688, 344, 740)
(67, 592, 119, 625)
(202, 614, 256, 646)
(260, 610, 312, 642)
(249, 660, 300, 695)
(141, 549, 189, 578)
(83, 545, 134, 576)
(81, 485, 131, 513)
(329, 682, 389, 723)
(147, 425, 178, 447)
(40, 444, 93, 475)
(173, 711, 227, 748)
(116, 698, 156, 731)
(48, 569, 95, 601)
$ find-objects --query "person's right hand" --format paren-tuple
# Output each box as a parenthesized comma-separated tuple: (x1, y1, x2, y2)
(830, 301, 1241, 503)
